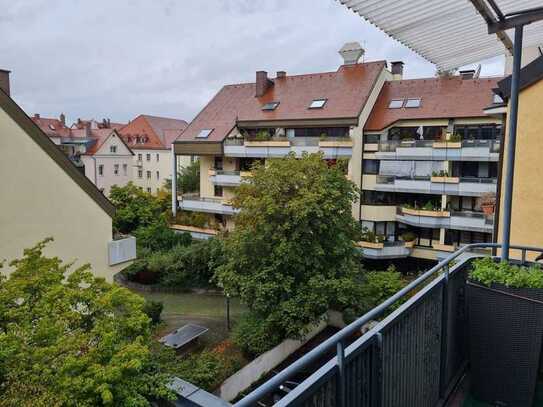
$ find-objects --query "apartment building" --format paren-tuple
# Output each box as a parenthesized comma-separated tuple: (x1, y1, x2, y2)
(118, 115, 190, 194)
(173, 43, 388, 234)
(360, 69, 503, 261)
(0, 70, 135, 282)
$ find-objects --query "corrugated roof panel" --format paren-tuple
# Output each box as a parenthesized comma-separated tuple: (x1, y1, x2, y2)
(339, 0, 543, 71)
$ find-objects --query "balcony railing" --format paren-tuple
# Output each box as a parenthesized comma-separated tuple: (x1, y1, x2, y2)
(371, 139, 501, 161)
(234, 243, 543, 407)
(356, 240, 413, 259)
(396, 207, 494, 232)
(375, 175, 497, 196)
(108, 235, 137, 266)
(223, 136, 353, 159)
(209, 170, 250, 187)
(177, 194, 239, 215)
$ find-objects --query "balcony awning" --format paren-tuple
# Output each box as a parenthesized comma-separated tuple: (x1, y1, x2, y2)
(338, 0, 543, 71)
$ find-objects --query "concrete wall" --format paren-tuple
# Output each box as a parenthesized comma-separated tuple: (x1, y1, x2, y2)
(219, 320, 327, 402)
(0, 107, 122, 281)
(498, 78, 543, 260)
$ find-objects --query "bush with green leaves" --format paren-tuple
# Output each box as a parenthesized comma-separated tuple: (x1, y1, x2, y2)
(232, 312, 283, 357)
(143, 300, 164, 324)
(0, 239, 174, 406)
(134, 218, 192, 252)
(469, 257, 543, 288)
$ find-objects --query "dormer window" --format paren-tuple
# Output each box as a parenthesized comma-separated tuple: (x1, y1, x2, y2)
(197, 129, 213, 138)
(388, 99, 404, 109)
(405, 98, 422, 108)
(48, 124, 56, 130)
(493, 94, 504, 104)
(261, 101, 279, 111)
(309, 99, 327, 109)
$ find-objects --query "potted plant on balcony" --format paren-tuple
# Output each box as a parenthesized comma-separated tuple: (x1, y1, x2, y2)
(400, 232, 416, 248)
(467, 257, 543, 406)
(478, 192, 496, 215)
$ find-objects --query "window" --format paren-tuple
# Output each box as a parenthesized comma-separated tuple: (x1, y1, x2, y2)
(214, 156, 223, 170)
(309, 99, 327, 109)
(98, 165, 104, 176)
(146, 154, 151, 162)
(156, 171, 160, 180)
(363, 159, 380, 175)
(261, 101, 279, 111)
(156, 153, 160, 162)
(214, 185, 223, 197)
(197, 129, 213, 138)
(138, 153, 142, 161)
(123, 163, 128, 175)
(493, 94, 504, 104)
(364, 134, 381, 144)
(146, 171, 151, 179)
(114, 164, 119, 175)
(147, 187, 151, 193)
(138, 170, 143, 178)
(405, 98, 422, 108)
(388, 99, 404, 109)
(110, 145, 117, 153)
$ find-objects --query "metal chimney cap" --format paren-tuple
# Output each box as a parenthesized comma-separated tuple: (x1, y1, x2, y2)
(339, 42, 365, 65)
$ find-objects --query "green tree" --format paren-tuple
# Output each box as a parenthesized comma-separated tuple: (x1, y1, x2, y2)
(164, 160, 200, 194)
(0, 239, 174, 406)
(109, 182, 163, 234)
(216, 153, 362, 339)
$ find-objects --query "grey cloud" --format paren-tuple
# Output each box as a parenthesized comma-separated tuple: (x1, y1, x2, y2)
(0, 0, 504, 124)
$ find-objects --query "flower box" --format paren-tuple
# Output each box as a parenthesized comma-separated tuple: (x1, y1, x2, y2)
(401, 207, 451, 217)
(430, 176, 460, 184)
(356, 241, 384, 249)
(432, 141, 462, 149)
(244, 140, 291, 147)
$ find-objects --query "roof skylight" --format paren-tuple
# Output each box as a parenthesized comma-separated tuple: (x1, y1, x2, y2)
(309, 98, 327, 109)
(196, 129, 213, 139)
(262, 101, 279, 111)
(388, 99, 404, 109)
(405, 98, 422, 108)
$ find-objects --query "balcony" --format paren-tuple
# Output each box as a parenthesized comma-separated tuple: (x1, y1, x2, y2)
(356, 240, 413, 259)
(108, 235, 137, 266)
(375, 175, 497, 197)
(209, 170, 252, 187)
(170, 224, 219, 240)
(396, 207, 494, 233)
(177, 194, 239, 215)
(223, 137, 353, 159)
(372, 139, 500, 161)
(234, 243, 542, 407)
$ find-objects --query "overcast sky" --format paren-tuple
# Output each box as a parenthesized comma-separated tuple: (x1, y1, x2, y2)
(0, 0, 505, 125)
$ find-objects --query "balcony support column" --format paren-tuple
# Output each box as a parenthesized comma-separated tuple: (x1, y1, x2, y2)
(439, 266, 449, 398)
(336, 340, 346, 407)
(501, 25, 524, 261)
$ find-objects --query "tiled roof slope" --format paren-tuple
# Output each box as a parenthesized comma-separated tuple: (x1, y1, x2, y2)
(119, 114, 188, 150)
(364, 76, 501, 131)
(32, 117, 71, 138)
(177, 61, 386, 143)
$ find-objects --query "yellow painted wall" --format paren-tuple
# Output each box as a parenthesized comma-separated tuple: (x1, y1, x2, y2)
(199, 156, 215, 198)
(498, 79, 543, 260)
(0, 107, 121, 281)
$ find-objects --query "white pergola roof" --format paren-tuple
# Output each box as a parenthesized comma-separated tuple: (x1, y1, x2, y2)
(339, 0, 543, 71)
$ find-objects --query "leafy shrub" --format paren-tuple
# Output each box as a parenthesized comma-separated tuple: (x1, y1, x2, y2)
(469, 257, 543, 288)
(143, 300, 164, 324)
(175, 344, 244, 391)
(135, 219, 191, 252)
(401, 232, 416, 242)
(232, 313, 283, 357)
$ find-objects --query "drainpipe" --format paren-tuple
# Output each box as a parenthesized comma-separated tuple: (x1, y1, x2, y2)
(501, 25, 523, 261)
(171, 147, 177, 218)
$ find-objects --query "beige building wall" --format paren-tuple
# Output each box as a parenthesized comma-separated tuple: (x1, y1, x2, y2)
(133, 149, 190, 194)
(0, 107, 122, 281)
(497, 79, 543, 260)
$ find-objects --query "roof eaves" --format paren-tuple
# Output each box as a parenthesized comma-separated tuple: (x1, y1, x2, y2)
(498, 55, 543, 99)
(0, 89, 116, 218)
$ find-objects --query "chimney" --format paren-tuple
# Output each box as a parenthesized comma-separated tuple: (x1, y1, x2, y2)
(255, 71, 273, 98)
(59, 113, 66, 125)
(339, 42, 365, 65)
(34, 113, 40, 119)
(0, 69, 11, 96)
(459, 69, 475, 80)
(276, 71, 286, 79)
(391, 61, 404, 80)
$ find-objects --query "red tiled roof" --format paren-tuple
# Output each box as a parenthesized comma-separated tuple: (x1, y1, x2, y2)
(119, 114, 187, 150)
(31, 117, 71, 138)
(364, 76, 502, 131)
(177, 61, 386, 143)
(84, 129, 115, 155)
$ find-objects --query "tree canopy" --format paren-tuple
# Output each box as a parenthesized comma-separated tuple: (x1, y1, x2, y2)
(216, 153, 362, 339)
(0, 239, 174, 406)
(164, 160, 200, 195)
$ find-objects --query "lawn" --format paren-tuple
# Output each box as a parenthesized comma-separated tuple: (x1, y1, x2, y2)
(134, 290, 247, 348)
